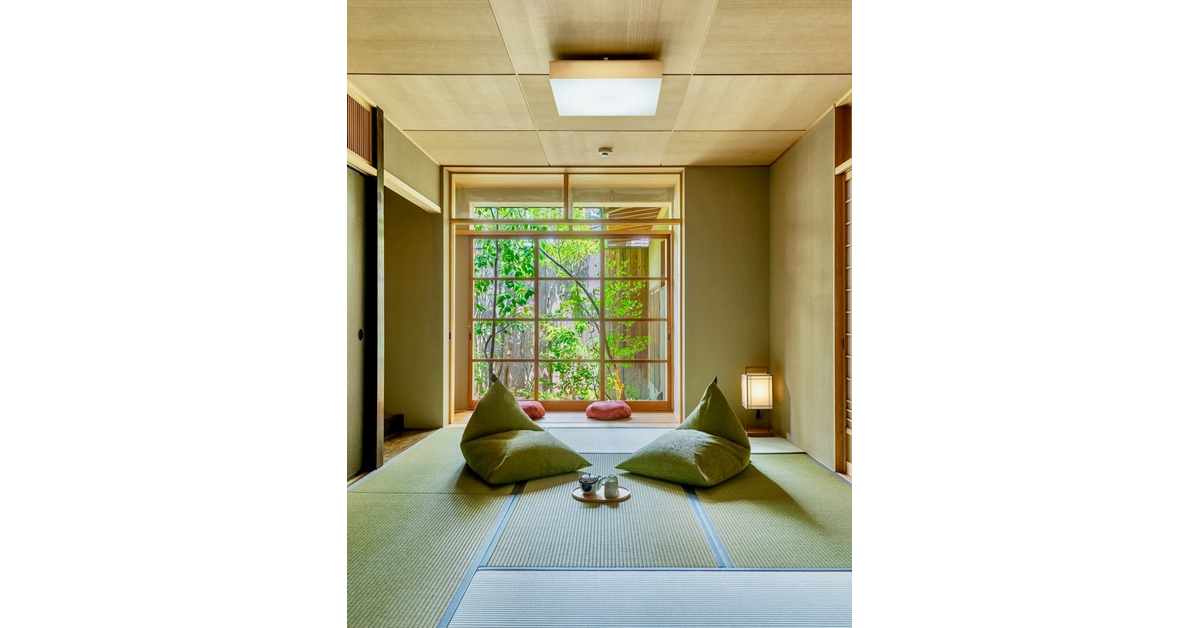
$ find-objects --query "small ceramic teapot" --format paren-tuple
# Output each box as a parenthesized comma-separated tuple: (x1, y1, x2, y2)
(578, 472, 602, 494)
(600, 475, 620, 499)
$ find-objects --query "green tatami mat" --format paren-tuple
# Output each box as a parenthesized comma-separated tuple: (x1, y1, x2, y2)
(697, 455, 852, 568)
(350, 429, 512, 495)
(546, 427, 806, 454)
(545, 427, 672, 453)
(348, 493, 505, 628)
(487, 454, 717, 568)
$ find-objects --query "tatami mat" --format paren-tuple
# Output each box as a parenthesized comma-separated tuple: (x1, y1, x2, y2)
(546, 427, 804, 454)
(749, 436, 806, 454)
(349, 429, 512, 495)
(545, 427, 672, 453)
(697, 455, 852, 568)
(487, 454, 717, 568)
(347, 493, 506, 628)
(347, 429, 851, 625)
(447, 569, 851, 627)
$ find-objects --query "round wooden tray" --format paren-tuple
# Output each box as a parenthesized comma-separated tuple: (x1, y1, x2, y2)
(571, 486, 631, 503)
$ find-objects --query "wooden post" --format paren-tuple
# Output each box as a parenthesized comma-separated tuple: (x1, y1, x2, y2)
(362, 107, 386, 471)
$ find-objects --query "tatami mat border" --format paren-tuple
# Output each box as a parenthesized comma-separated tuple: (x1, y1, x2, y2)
(684, 486, 733, 568)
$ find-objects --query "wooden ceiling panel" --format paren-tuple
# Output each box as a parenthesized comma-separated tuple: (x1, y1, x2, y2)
(693, 0, 852, 74)
(674, 75, 851, 130)
(347, 1, 852, 167)
(661, 131, 805, 166)
(405, 131, 548, 166)
(348, 75, 534, 130)
(538, 131, 671, 166)
(519, 75, 690, 131)
(676, 74, 854, 130)
(347, 0, 513, 74)
(490, 0, 720, 75)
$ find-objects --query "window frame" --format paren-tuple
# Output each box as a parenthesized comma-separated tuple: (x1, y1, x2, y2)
(467, 229, 673, 412)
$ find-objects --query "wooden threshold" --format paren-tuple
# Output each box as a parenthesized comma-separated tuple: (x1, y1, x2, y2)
(451, 410, 679, 427)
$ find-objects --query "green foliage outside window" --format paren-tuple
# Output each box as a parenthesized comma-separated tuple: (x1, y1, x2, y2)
(472, 206, 653, 401)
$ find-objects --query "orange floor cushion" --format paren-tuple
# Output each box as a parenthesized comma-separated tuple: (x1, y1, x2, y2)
(585, 400, 632, 420)
(518, 400, 546, 420)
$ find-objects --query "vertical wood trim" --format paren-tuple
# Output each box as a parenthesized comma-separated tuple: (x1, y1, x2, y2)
(532, 236, 541, 401)
(446, 166, 453, 425)
(563, 174, 571, 219)
(374, 106, 386, 468)
(667, 234, 674, 411)
(675, 172, 683, 418)
(833, 106, 851, 474)
(840, 171, 849, 477)
(362, 106, 385, 471)
(834, 105, 852, 167)
(599, 225, 606, 401)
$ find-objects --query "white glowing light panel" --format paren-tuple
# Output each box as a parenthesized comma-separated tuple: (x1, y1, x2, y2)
(549, 78, 662, 116)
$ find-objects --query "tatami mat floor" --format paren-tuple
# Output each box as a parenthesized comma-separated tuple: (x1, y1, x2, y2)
(347, 427, 851, 627)
(487, 454, 717, 569)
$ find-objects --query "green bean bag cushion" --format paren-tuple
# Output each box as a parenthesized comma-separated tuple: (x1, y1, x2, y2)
(460, 379, 589, 484)
(617, 378, 751, 487)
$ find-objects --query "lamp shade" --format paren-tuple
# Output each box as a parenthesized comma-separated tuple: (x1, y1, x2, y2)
(741, 373, 773, 410)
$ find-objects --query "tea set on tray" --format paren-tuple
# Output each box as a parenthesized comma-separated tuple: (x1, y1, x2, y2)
(571, 472, 631, 503)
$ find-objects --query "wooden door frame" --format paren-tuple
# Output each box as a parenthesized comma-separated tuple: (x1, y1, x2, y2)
(360, 106, 385, 472)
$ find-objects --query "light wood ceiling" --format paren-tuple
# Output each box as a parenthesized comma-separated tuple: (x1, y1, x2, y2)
(694, 0, 853, 74)
(348, 0, 850, 167)
(662, 131, 807, 166)
(405, 131, 548, 166)
(488, 0, 721, 75)
(348, 0, 513, 74)
(539, 131, 672, 167)
(350, 75, 535, 130)
(674, 75, 853, 131)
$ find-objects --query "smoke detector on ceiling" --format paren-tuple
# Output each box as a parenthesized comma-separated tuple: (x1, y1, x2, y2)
(598, 147, 613, 157)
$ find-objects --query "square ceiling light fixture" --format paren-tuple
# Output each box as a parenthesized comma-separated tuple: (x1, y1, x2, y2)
(549, 60, 663, 116)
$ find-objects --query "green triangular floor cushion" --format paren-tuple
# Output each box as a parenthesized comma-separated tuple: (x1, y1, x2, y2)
(678, 379, 751, 449)
(461, 377, 543, 441)
(460, 379, 589, 484)
(462, 430, 590, 485)
(617, 378, 751, 487)
(615, 429, 749, 487)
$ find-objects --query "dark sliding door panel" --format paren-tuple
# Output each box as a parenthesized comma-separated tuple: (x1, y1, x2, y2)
(347, 167, 368, 479)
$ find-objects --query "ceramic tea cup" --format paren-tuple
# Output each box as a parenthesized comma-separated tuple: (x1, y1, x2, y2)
(600, 475, 620, 498)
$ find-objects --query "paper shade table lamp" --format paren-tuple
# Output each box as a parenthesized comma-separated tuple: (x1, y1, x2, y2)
(741, 367, 774, 437)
